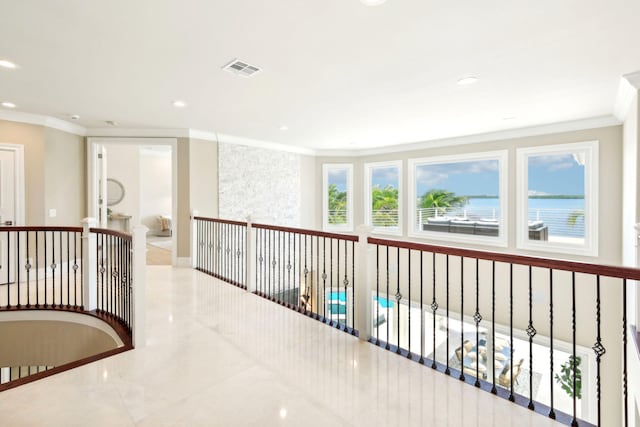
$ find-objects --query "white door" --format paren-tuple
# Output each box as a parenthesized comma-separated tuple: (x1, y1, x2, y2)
(0, 149, 16, 284)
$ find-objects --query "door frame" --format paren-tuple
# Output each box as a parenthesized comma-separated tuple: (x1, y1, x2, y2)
(87, 137, 178, 266)
(0, 143, 25, 226)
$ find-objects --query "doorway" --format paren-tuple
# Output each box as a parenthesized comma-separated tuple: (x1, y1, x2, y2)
(87, 138, 178, 266)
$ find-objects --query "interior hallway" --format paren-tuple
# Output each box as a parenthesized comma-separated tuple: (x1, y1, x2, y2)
(0, 266, 563, 426)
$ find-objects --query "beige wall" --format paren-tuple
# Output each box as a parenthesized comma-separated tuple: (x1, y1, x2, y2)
(44, 127, 86, 226)
(300, 154, 319, 229)
(317, 125, 623, 265)
(177, 137, 191, 258)
(189, 138, 218, 218)
(0, 120, 85, 226)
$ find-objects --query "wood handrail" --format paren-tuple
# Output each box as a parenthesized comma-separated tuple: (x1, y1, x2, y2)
(368, 236, 640, 280)
(193, 216, 248, 226)
(89, 227, 132, 240)
(253, 222, 359, 241)
(0, 226, 83, 232)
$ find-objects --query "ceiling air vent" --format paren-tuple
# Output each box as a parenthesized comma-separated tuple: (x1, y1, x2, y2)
(222, 59, 262, 78)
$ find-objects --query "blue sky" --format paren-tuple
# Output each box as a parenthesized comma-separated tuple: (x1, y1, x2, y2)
(415, 159, 499, 197)
(327, 169, 347, 191)
(329, 153, 584, 197)
(528, 154, 584, 195)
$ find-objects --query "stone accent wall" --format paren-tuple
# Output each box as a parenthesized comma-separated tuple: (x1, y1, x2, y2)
(219, 142, 300, 226)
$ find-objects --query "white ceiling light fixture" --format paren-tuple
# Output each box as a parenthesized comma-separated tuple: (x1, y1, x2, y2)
(360, 0, 387, 5)
(457, 76, 478, 86)
(279, 125, 288, 131)
(105, 120, 119, 126)
(172, 100, 187, 108)
(0, 59, 17, 69)
(1, 101, 16, 108)
(222, 59, 262, 78)
(70, 114, 80, 120)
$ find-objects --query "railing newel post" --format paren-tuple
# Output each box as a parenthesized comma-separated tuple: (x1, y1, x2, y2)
(191, 210, 199, 269)
(354, 225, 373, 341)
(131, 224, 148, 348)
(81, 218, 98, 311)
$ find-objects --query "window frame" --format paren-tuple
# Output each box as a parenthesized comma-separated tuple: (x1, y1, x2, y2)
(364, 160, 403, 236)
(408, 150, 508, 247)
(516, 140, 599, 257)
(322, 163, 354, 232)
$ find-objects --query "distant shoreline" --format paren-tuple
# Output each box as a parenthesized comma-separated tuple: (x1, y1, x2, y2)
(462, 195, 584, 199)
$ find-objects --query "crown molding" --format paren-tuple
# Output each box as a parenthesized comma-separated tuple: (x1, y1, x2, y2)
(0, 109, 623, 158)
(189, 128, 317, 156)
(85, 128, 190, 138)
(316, 115, 621, 157)
(614, 71, 640, 121)
(0, 110, 87, 136)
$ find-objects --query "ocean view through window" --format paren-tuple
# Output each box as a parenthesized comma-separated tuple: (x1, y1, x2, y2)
(408, 151, 508, 246)
(517, 141, 598, 256)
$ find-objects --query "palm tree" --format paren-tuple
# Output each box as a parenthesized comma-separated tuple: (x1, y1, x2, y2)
(328, 184, 347, 224)
(419, 189, 468, 215)
(371, 184, 398, 226)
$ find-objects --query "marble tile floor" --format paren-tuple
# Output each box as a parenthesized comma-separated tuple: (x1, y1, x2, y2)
(0, 266, 563, 427)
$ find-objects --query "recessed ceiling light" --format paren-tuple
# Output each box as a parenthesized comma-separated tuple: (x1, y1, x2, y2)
(172, 100, 187, 108)
(105, 120, 119, 126)
(0, 59, 17, 69)
(279, 126, 288, 131)
(1, 102, 16, 108)
(502, 116, 516, 121)
(70, 114, 80, 120)
(457, 76, 478, 86)
(360, 0, 387, 5)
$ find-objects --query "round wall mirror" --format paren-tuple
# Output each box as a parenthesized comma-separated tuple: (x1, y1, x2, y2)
(106, 178, 125, 206)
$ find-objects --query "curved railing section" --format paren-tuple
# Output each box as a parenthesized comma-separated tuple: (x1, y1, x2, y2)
(0, 226, 84, 310)
(90, 228, 133, 333)
(0, 224, 137, 391)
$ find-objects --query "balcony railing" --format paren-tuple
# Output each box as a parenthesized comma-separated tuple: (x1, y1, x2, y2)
(0, 220, 146, 391)
(192, 216, 636, 427)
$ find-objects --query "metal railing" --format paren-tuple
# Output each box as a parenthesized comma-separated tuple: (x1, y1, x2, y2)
(92, 228, 133, 333)
(368, 237, 632, 427)
(193, 217, 247, 289)
(0, 227, 83, 309)
(253, 223, 358, 334)
(0, 222, 142, 391)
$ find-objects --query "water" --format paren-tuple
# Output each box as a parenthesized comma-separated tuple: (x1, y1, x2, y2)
(465, 197, 585, 238)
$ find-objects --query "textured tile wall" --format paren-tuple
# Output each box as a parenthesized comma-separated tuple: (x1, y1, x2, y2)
(219, 142, 300, 226)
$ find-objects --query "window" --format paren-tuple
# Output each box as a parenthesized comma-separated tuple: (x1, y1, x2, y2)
(408, 151, 507, 246)
(364, 161, 402, 235)
(517, 141, 598, 256)
(322, 164, 353, 232)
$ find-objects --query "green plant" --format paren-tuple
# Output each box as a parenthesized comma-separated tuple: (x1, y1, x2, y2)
(419, 189, 468, 214)
(567, 210, 584, 226)
(555, 355, 582, 399)
(327, 183, 347, 224)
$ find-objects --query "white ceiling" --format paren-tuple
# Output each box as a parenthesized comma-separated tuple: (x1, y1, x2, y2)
(1, 0, 639, 151)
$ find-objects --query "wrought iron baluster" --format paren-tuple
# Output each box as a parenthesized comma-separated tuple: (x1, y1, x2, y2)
(459, 256, 464, 381)
(431, 252, 437, 370)
(445, 254, 450, 375)
(623, 278, 629, 427)
(385, 245, 390, 351)
(375, 244, 380, 345)
(407, 249, 412, 358)
(474, 258, 481, 387)
(491, 261, 496, 394)
(527, 265, 536, 410)
(351, 240, 355, 335)
(396, 247, 401, 354)
(509, 263, 514, 402)
(419, 251, 424, 364)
